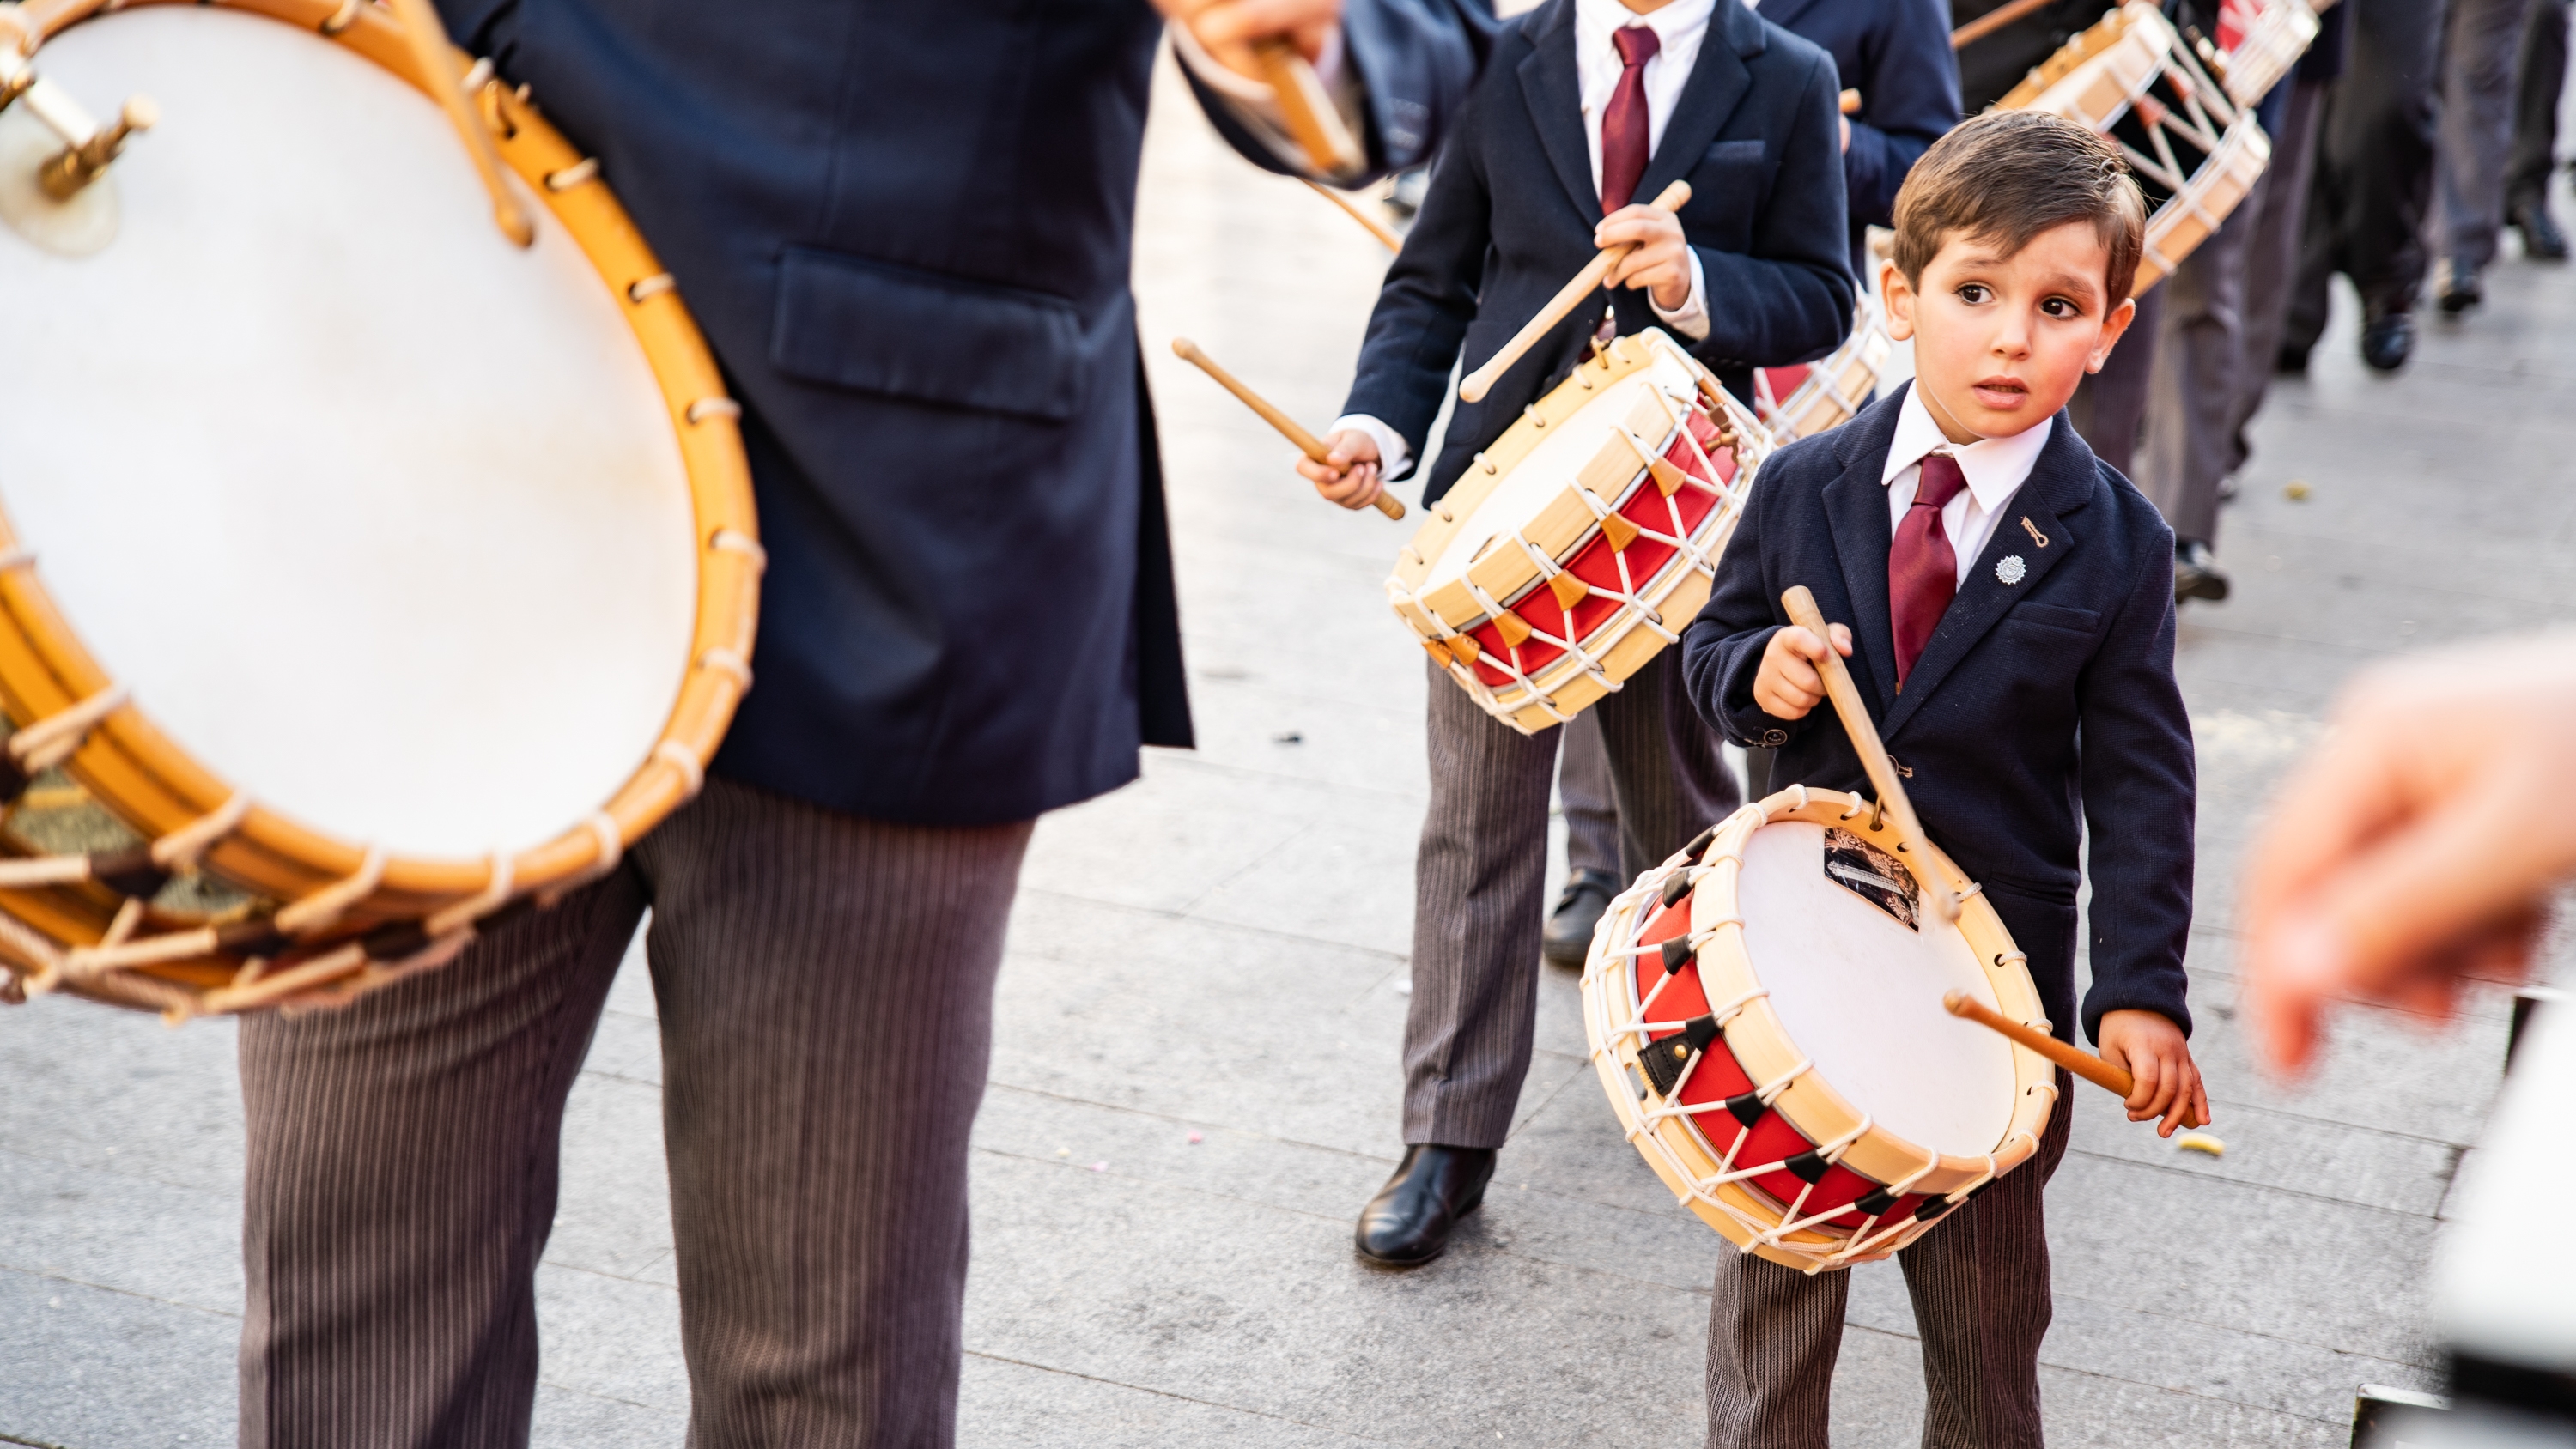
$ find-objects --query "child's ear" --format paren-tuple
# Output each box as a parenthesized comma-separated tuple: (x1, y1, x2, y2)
(2087, 295, 2137, 373)
(1880, 259, 1916, 342)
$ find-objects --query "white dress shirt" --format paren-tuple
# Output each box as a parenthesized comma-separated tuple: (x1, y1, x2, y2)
(1331, 0, 1718, 480)
(1881, 384, 2055, 587)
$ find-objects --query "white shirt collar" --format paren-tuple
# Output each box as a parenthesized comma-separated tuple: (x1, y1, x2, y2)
(1880, 382, 2054, 516)
(1573, 0, 1719, 74)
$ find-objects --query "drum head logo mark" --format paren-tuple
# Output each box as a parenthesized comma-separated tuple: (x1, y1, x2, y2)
(1824, 828, 1918, 931)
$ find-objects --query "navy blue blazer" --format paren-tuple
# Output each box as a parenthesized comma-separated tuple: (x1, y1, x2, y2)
(437, 0, 1493, 826)
(1343, 0, 1853, 503)
(1680, 385, 2196, 1046)
(1764, 0, 1960, 275)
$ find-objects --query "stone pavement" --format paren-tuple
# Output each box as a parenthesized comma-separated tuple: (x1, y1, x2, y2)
(7, 58, 2574, 1448)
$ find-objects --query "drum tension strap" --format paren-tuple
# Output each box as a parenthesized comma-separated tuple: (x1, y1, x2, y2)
(1637, 1012, 1723, 1095)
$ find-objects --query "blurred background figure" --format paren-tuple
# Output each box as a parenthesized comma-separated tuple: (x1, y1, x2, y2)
(2232, 2, 2348, 495)
(2506, 0, 2573, 258)
(2431, 0, 2541, 312)
(2283, 0, 2448, 373)
(2135, 0, 2300, 609)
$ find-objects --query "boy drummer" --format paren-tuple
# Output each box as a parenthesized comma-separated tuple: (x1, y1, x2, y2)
(1680, 110, 2207, 1445)
(1294, 0, 1854, 1266)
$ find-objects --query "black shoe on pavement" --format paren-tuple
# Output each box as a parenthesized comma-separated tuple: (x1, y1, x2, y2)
(1355, 1144, 1497, 1266)
(2515, 198, 2571, 261)
(2435, 260, 2482, 314)
(2360, 312, 2415, 372)
(2173, 539, 2231, 604)
(2276, 339, 2311, 375)
(1541, 869, 1618, 968)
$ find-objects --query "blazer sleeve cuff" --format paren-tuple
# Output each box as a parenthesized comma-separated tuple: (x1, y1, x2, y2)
(1714, 625, 1804, 747)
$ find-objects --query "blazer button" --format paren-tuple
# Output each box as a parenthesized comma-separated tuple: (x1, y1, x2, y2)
(1762, 729, 1788, 747)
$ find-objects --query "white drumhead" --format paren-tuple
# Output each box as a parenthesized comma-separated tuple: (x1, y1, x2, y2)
(1735, 821, 2018, 1155)
(0, 9, 696, 859)
(1418, 340, 1699, 597)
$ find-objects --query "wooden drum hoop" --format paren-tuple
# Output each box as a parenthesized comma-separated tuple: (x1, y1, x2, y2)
(0, 0, 756, 1016)
(1579, 786, 2058, 1272)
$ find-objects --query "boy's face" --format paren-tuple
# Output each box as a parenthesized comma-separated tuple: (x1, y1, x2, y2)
(1881, 220, 2136, 446)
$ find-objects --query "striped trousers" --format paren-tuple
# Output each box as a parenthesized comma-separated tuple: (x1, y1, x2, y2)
(1404, 652, 1738, 1148)
(1704, 1070, 2076, 1449)
(237, 778, 1035, 1449)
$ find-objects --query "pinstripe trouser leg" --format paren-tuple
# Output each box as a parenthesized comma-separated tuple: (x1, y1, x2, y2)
(1704, 1070, 2075, 1449)
(238, 777, 1034, 1449)
(1402, 651, 1738, 1148)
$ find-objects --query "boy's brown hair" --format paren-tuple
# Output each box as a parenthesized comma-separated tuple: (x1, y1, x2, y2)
(1890, 110, 2148, 302)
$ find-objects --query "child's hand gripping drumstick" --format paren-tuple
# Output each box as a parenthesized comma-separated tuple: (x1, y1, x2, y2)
(1944, 991, 2211, 1134)
(1458, 179, 1692, 404)
(1170, 338, 1405, 519)
(1778, 585, 1959, 923)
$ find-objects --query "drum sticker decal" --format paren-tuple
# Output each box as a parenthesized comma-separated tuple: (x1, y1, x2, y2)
(1823, 828, 1919, 930)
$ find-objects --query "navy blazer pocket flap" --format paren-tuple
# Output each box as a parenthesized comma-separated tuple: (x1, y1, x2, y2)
(770, 248, 1084, 421)
(1702, 139, 1765, 165)
(2008, 602, 2100, 634)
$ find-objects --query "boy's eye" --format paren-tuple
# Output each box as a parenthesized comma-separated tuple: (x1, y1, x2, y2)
(1955, 283, 1991, 304)
(2040, 297, 2080, 318)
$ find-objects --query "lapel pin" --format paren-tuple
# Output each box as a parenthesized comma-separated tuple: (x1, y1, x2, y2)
(1996, 555, 2027, 585)
(2020, 516, 2049, 548)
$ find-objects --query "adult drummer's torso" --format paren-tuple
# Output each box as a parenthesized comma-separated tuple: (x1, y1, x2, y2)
(440, 0, 1172, 826)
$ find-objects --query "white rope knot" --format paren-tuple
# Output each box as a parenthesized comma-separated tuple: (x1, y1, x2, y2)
(275, 845, 387, 937)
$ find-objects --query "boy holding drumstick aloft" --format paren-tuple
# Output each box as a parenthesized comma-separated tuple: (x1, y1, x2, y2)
(1681, 110, 2206, 1445)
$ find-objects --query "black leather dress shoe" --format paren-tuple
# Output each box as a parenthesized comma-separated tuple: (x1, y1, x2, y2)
(1355, 1144, 1496, 1266)
(2361, 311, 2415, 372)
(2436, 260, 2482, 314)
(2173, 539, 2230, 604)
(2516, 198, 2571, 261)
(1541, 869, 1618, 968)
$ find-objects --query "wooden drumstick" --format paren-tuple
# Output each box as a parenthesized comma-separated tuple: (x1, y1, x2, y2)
(1169, 338, 1406, 520)
(386, 0, 534, 247)
(1254, 39, 1364, 176)
(1839, 88, 1862, 114)
(1951, 0, 2061, 49)
(1305, 179, 1403, 251)
(1458, 179, 1692, 404)
(1943, 991, 2209, 1129)
(1780, 585, 1959, 922)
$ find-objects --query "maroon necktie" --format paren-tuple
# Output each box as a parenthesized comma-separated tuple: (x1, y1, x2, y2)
(1601, 25, 1660, 213)
(1889, 452, 1969, 686)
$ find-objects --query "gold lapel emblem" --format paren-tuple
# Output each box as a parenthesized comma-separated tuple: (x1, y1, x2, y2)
(2020, 516, 2049, 548)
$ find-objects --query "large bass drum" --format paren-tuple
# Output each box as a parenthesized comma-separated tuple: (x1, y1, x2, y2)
(0, 0, 757, 1016)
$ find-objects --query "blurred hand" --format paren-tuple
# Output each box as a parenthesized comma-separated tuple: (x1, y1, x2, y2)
(1752, 623, 1852, 719)
(2241, 633, 2576, 1074)
(1595, 204, 1693, 312)
(1155, 0, 1342, 76)
(1296, 427, 1386, 511)
(2096, 1010, 2208, 1137)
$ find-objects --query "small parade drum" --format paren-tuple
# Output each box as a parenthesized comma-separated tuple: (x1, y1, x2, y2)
(1754, 287, 1895, 445)
(0, 0, 756, 1016)
(2002, 0, 2271, 293)
(1386, 329, 1769, 734)
(1580, 785, 2057, 1271)
(2210, 0, 2321, 109)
